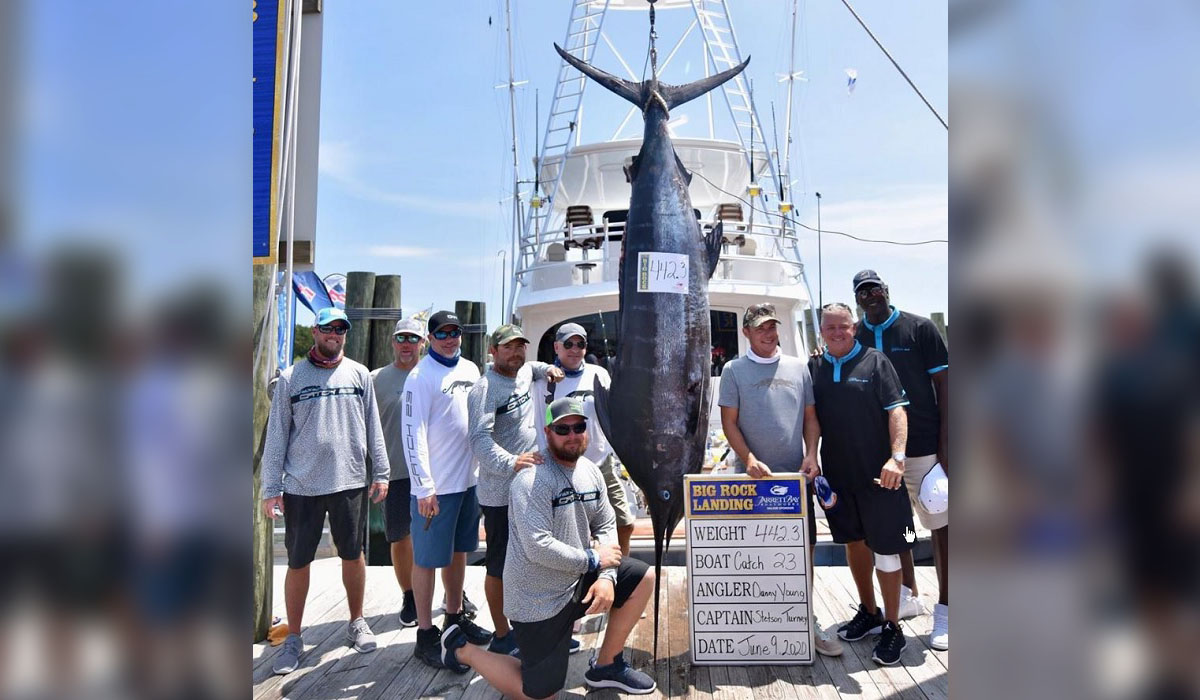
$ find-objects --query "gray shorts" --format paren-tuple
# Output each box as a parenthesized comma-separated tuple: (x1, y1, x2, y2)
(599, 455, 636, 528)
(904, 454, 948, 531)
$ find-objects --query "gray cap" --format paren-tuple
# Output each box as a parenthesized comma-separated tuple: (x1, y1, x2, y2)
(393, 317, 424, 337)
(555, 322, 587, 343)
(545, 397, 588, 426)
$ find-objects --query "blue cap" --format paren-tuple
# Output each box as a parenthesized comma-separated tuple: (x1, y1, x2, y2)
(314, 307, 351, 330)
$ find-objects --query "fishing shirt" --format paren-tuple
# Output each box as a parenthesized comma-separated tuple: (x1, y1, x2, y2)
(808, 342, 909, 492)
(401, 353, 481, 500)
(532, 362, 612, 465)
(467, 361, 553, 507)
(855, 306, 948, 457)
(717, 353, 815, 472)
(370, 363, 415, 481)
(261, 358, 390, 498)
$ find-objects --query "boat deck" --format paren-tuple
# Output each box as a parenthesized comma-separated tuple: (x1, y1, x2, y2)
(252, 561, 947, 699)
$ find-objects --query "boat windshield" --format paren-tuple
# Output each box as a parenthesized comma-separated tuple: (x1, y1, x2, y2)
(537, 311, 741, 377)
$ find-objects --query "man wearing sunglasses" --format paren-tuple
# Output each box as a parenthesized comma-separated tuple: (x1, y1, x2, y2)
(369, 316, 426, 628)
(467, 324, 566, 657)
(852, 269, 949, 651)
(261, 307, 391, 675)
(440, 398, 657, 697)
(533, 323, 636, 556)
(401, 310, 492, 666)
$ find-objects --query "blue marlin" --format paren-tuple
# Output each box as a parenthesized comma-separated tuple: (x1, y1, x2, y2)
(554, 43, 749, 657)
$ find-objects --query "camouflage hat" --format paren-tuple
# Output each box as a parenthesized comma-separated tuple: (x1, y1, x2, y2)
(490, 323, 529, 348)
(545, 397, 587, 426)
(742, 303, 780, 328)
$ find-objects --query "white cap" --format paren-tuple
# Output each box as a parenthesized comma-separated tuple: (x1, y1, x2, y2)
(919, 463, 948, 514)
(393, 317, 424, 336)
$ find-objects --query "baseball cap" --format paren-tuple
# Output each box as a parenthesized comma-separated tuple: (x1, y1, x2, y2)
(314, 307, 352, 330)
(545, 397, 587, 425)
(555, 322, 587, 343)
(393, 317, 423, 337)
(852, 269, 885, 291)
(490, 324, 529, 347)
(742, 303, 780, 328)
(428, 310, 461, 334)
(919, 462, 948, 514)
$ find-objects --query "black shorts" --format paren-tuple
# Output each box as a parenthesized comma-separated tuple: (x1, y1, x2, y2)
(823, 484, 915, 555)
(481, 505, 509, 579)
(283, 487, 368, 569)
(511, 558, 649, 699)
(383, 478, 413, 542)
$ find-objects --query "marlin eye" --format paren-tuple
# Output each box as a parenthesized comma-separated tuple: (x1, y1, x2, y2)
(660, 490, 671, 501)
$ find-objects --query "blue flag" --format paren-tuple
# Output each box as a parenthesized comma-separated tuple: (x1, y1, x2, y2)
(292, 271, 335, 313)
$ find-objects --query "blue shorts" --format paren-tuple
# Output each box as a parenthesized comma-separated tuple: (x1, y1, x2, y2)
(410, 487, 480, 569)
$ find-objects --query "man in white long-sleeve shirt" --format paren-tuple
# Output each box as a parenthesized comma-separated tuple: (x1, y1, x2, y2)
(401, 310, 494, 666)
(441, 398, 657, 699)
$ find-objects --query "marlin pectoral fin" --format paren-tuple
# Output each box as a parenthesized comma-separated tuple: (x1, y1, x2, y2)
(554, 44, 642, 106)
(706, 221, 724, 279)
(593, 374, 615, 446)
(661, 57, 750, 109)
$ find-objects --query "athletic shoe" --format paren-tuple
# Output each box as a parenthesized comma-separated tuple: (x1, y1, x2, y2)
(569, 638, 583, 655)
(461, 592, 478, 618)
(837, 604, 885, 641)
(399, 590, 418, 627)
(930, 603, 948, 650)
(441, 624, 470, 674)
(346, 617, 377, 653)
(487, 632, 519, 656)
(897, 585, 925, 620)
(414, 626, 443, 668)
(445, 612, 493, 646)
(584, 652, 657, 694)
(272, 634, 302, 675)
(813, 619, 844, 657)
(871, 620, 907, 665)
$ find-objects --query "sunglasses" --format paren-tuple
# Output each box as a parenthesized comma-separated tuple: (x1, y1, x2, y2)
(317, 324, 349, 335)
(433, 328, 462, 340)
(394, 334, 421, 345)
(561, 340, 586, 350)
(550, 422, 588, 435)
(855, 285, 885, 297)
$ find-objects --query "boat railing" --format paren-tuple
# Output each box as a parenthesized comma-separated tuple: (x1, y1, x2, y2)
(514, 217, 806, 293)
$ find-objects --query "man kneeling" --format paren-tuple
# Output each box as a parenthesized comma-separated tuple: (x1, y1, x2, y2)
(441, 397, 657, 698)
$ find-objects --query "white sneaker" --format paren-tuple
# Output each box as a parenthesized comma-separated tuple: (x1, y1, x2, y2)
(930, 603, 948, 650)
(897, 585, 925, 620)
(813, 620, 844, 657)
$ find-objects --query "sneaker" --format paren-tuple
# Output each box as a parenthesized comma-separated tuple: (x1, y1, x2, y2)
(487, 632, 519, 656)
(930, 603, 948, 650)
(441, 592, 479, 619)
(399, 590, 418, 627)
(569, 638, 582, 655)
(346, 617, 377, 653)
(871, 620, 907, 665)
(445, 612, 493, 646)
(272, 634, 302, 675)
(441, 624, 470, 674)
(584, 652, 657, 694)
(414, 626, 444, 668)
(813, 620, 844, 657)
(837, 604, 885, 641)
(897, 585, 925, 620)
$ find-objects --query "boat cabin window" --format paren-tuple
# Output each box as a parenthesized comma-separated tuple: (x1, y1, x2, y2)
(536, 310, 742, 377)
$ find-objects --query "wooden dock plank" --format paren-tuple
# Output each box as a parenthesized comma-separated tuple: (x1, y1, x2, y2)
(807, 570, 885, 699)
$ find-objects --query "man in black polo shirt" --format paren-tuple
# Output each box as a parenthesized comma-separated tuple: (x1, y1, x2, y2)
(809, 302, 914, 666)
(852, 269, 949, 651)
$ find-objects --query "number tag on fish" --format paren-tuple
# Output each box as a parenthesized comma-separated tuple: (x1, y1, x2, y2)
(636, 252, 689, 294)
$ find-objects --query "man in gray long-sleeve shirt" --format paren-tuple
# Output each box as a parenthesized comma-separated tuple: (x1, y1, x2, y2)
(260, 308, 390, 675)
(467, 324, 563, 656)
(441, 398, 657, 698)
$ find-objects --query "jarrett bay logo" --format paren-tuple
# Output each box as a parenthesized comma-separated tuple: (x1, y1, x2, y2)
(443, 380, 475, 395)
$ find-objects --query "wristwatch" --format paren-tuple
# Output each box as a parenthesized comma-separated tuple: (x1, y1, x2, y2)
(892, 452, 906, 464)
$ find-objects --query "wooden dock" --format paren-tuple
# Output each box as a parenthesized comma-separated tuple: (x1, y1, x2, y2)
(253, 561, 946, 699)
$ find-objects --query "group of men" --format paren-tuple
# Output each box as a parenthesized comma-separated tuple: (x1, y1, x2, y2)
(719, 269, 949, 666)
(261, 309, 654, 698)
(259, 267, 948, 694)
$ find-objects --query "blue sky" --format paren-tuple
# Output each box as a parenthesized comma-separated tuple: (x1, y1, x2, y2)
(315, 1, 947, 326)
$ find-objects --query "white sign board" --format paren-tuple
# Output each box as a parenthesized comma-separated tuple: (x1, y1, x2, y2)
(685, 474, 814, 665)
(636, 252, 689, 294)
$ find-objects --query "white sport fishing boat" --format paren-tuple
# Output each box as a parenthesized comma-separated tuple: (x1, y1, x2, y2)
(503, 1, 819, 527)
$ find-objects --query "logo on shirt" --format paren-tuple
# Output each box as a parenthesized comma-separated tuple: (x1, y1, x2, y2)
(291, 385, 364, 404)
(752, 378, 798, 391)
(443, 380, 475, 395)
(496, 391, 530, 415)
(551, 487, 601, 508)
(890, 346, 912, 352)
(846, 377, 871, 384)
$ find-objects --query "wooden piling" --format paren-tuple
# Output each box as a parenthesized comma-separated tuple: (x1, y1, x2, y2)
(454, 300, 487, 371)
(368, 275, 402, 370)
(344, 272, 375, 365)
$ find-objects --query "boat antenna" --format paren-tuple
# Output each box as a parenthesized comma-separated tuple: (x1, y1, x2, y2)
(648, 0, 659, 78)
(770, 102, 785, 202)
(502, 0, 523, 321)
